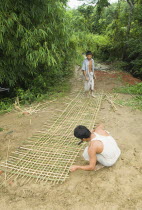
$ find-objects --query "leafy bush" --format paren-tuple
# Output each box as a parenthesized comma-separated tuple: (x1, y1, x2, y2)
(0, 98, 14, 114)
(124, 38, 142, 78)
(0, 0, 76, 95)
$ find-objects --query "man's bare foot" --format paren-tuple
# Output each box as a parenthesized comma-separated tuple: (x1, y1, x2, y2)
(84, 92, 89, 97)
(94, 164, 105, 171)
(91, 94, 96, 98)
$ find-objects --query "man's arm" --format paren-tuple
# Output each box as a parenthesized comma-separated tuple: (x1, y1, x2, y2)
(93, 123, 109, 136)
(92, 123, 105, 132)
(70, 144, 97, 172)
(96, 123, 105, 130)
(94, 72, 96, 79)
(93, 60, 97, 79)
(82, 70, 89, 81)
(82, 60, 89, 81)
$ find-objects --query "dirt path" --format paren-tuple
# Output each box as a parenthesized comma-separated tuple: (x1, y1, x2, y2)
(0, 66, 142, 210)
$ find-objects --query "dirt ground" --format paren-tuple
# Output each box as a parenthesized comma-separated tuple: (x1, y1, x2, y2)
(0, 65, 142, 210)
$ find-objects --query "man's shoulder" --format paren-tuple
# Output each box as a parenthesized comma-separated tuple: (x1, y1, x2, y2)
(90, 140, 100, 147)
(88, 141, 97, 154)
(83, 58, 88, 62)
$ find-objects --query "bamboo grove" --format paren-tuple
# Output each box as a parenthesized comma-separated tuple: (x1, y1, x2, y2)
(0, 0, 76, 97)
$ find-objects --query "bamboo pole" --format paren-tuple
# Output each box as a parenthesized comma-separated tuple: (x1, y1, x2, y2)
(105, 94, 118, 111)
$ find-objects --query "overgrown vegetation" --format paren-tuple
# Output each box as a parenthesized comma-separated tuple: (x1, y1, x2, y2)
(114, 83, 142, 110)
(0, 0, 76, 94)
(115, 83, 142, 95)
(0, 0, 78, 113)
(0, 78, 71, 114)
(74, 0, 142, 79)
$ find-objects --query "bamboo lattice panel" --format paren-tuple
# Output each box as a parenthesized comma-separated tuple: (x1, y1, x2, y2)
(0, 91, 103, 184)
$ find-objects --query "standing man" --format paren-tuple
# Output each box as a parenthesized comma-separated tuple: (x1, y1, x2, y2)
(82, 51, 96, 97)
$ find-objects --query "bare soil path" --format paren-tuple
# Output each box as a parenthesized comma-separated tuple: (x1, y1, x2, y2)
(0, 65, 142, 210)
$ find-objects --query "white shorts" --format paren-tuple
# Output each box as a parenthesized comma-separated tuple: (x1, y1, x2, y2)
(83, 145, 121, 166)
(83, 135, 121, 167)
(84, 77, 94, 91)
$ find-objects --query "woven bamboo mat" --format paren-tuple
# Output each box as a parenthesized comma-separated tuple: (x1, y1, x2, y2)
(0, 91, 103, 184)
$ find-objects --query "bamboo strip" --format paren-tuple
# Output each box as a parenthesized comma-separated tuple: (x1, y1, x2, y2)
(0, 163, 70, 178)
(1, 166, 68, 181)
(8, 156, 71, 168)
(12, 151, 80, 161)
(105, 94, 117, 111)
(16, 148, 78, 156)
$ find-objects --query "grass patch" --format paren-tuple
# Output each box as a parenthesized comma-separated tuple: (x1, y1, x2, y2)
(114, 82, 142, 95)
(114, 82, 142, 111)
(116, 96, 142, 111)
(0, 99, 14, 115)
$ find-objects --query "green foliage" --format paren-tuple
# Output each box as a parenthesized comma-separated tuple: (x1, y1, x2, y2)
(16, 89, 37, 104)
(114, 83, 142, 111)
(0, 0, 75, 95)
(74, 0, 142, 79)
(16, 78, 71, 105)
(77, 4, 94, 31)
(124, 38, 142, 77)
(0, 78, 71, 114)
(75, 53, 84, 66)
(116, 96, 142, 111)
(69, 31, 111, 62)
(114, 82, 142, 95)
(0, 0, 79, 113)
(104, 1, 142, 78)
(67, 6, 111, 61)
(0, 98, 14, 114)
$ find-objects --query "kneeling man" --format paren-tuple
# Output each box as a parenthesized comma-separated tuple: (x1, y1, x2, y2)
(70, 124, 121, 172)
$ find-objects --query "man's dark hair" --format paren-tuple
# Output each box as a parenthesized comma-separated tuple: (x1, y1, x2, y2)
(86, 51, 93, 56)
(74, 125, 91, 139)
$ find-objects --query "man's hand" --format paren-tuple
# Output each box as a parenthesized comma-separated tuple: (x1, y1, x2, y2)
(70, 165, 78, 172)
(85, 77, 89, 81)
(94, 74, 96, 79)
